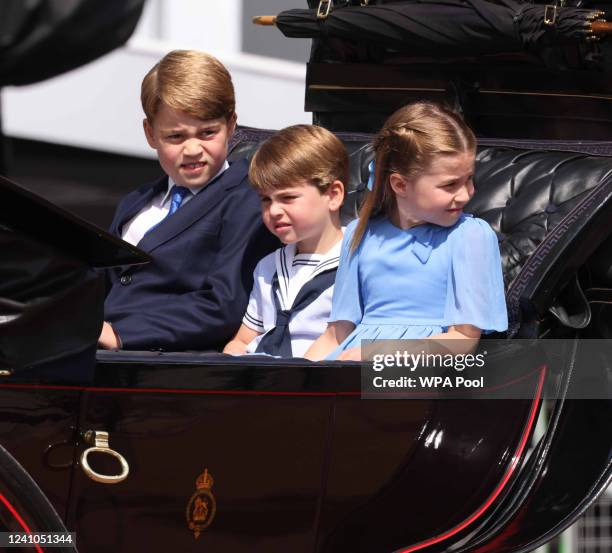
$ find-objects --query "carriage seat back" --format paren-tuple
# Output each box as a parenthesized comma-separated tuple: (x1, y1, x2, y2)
(230, 128, 612, 336)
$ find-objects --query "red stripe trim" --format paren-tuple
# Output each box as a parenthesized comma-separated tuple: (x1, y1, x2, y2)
(0, 492, 44, 553)
(0, 383, 361, 396)
(396, 365, 547, 553)
(0, 366, 540, 397)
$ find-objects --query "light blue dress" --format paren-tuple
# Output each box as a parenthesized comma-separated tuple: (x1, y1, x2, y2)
(327, 214, 508, 359)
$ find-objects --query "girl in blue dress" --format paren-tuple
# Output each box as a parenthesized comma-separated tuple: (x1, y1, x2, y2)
(305, 101, 508, 361)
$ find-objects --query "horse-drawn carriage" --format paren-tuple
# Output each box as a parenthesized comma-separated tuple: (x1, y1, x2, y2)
(0, 1, 611, 552)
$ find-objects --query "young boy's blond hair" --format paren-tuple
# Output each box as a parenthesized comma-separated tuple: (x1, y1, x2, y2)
(141, 49, 235, 123)
(249, 125, 349, 194)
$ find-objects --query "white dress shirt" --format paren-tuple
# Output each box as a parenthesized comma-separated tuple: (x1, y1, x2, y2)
(121, 161, 230, 246)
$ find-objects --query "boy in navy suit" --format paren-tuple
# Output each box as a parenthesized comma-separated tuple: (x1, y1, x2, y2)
(99, 50, 277, 351)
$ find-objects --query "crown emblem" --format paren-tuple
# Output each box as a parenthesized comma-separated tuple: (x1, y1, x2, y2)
(196, 469, 214, 490)
(186, 468, 217, 539)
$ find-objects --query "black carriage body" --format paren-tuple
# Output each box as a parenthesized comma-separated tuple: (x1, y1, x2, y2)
(1, 134, 612, 552)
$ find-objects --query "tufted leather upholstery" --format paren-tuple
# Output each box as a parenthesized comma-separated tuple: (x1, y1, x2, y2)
(230, 127, 612, 337)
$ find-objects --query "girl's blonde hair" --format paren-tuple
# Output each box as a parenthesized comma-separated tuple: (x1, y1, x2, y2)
(351, 101, 476, 251)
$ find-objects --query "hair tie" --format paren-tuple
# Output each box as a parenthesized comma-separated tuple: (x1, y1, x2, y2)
(367, 160, 375, 191)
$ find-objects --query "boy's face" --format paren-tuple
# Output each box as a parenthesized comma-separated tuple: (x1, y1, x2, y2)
(144, 103, 236, 189)
(259, 180, 343, 254)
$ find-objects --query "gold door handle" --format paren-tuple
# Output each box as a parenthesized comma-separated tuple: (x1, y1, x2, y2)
(80, 430, 129, 484)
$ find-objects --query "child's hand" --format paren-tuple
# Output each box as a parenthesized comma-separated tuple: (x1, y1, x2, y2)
(305, 320, 355, 360)
(223, 342, 248, 356)
(98, 321, 121, 350)
(336, 346, 361, 361)
(223, 324, 261, 356)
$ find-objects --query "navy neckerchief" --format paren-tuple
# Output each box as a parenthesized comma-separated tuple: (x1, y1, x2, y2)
(255, 267, 337, 357)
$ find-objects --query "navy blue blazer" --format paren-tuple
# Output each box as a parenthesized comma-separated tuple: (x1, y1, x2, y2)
(104, 159, 278, 351)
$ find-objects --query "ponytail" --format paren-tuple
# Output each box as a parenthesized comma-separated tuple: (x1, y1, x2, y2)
(350, 140, 395, 252)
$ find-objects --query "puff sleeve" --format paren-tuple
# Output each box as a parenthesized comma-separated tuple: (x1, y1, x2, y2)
(444, 217, 508, 333)
(329, 220, 363, 325)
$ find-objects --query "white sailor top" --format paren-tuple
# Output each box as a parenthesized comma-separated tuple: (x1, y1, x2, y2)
(243, 239, 342, 358)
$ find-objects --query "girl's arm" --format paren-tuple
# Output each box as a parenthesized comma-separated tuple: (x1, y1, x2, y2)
(428, 324, 481, 355)
(223, 324, 262, 355)
(337, 324, 482, 361)
(304, 320, 355, 361)
(336, 346, 362, 361)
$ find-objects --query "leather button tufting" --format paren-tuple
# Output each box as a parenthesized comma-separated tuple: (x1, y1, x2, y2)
(120, 275, 132, 285)
(545, 204, 558, 214)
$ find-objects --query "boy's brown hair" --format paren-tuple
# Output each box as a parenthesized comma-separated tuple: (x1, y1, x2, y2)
(141, 50, 235, 123)
(249, 125, 349, 193)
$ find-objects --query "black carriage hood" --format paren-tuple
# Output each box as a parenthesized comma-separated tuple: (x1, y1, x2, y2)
(0, 0, 145, 86)
(280, 0, 612, 139)
(0, 175, 149, 376)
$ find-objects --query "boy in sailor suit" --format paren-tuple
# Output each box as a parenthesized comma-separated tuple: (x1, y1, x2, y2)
(223, 125, 347, 358)
(99, 50, 277, 351)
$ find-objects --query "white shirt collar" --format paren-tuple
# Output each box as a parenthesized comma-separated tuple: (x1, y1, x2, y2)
(274, 231, 344, 309)
(160, 160, 230, 206)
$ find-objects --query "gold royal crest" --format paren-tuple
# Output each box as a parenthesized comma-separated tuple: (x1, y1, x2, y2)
(186, 469, 217, 539)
